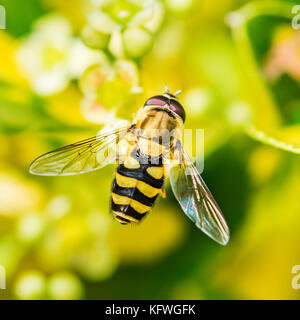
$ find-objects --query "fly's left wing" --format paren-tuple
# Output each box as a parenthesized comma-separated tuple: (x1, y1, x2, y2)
(29, 126, 130, 176)
(169, 147, 230, 245)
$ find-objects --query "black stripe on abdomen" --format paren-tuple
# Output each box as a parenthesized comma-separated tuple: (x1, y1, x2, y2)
(111, 202, 146, 222)
(112, 179, 158, 207)
(117, 165, 164, 189)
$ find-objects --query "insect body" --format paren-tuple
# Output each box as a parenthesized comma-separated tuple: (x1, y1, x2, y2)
(30, 89, 230, 245)
(111, 93, 184, 225)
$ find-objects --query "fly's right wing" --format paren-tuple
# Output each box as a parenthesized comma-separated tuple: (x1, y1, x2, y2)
(170, 147, 230, 245)
(29, 126, 131, 176)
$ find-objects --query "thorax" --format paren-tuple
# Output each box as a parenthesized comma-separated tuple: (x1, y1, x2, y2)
(131, 106, 183, 159)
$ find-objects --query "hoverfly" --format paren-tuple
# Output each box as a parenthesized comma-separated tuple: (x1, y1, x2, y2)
(30, 88, 229, 245)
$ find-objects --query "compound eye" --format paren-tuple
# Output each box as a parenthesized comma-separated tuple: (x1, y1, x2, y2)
(145, 95, 168, 106)
(169, 100, 186, 122)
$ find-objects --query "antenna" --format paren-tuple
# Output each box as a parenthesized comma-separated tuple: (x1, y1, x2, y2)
(174, 90, 182, 97)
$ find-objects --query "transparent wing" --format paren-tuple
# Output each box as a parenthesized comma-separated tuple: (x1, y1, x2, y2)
(29, 126, 130, 176)
(170, 147, 230, 245)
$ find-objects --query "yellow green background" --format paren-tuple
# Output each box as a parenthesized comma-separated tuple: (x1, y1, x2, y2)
(0, 0, 299, 299)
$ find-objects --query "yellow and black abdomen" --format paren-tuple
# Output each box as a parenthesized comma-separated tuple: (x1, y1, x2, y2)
(111, 148, 164, 225)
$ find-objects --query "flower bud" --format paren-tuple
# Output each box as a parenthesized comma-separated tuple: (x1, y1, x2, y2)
(81, 25, 110, 49)
(123, 27, 153, 58)
(88, 11, 120, 34)
(108, 30, 125, 58)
